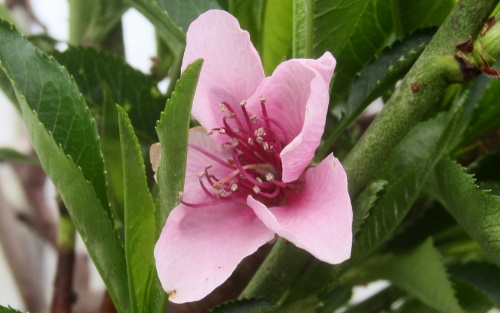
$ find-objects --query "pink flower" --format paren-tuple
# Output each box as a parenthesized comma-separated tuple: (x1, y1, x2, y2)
(154, 10, 352, 303)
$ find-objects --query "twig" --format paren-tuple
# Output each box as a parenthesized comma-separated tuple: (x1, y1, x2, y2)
(51, 198, 76, 313)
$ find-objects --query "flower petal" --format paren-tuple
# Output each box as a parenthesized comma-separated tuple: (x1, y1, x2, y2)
(182, 127, 233, 204)
(246, 52, 336, 182)
(182, 10, 265, 132)
(247, 154, 352, 264)
(155, 202, 274, 303)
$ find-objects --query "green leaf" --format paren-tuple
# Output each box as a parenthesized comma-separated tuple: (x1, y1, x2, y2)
(127, 0, 185, 53)
(352, 180, 387, 236)
(452, 278, 494, 313)
(460, 79, 500, 145)
(209, 299, 275, 313)
(318, 29, 434, 154)
(262, 0, 293, 75)
(352, 110, 457, 261)
(429, 158, 500, 267)
(313, 0, 393, 103)
(0, 22, 130, 312)
(449, 262, 500, 307)
(229, 0, 265, 52)
(367, 238, 463, 313)
(315, 286, 352, 313)
(0, 306, 22, 313)
(117, 105, 165, 313)
(155, 59, 203, 232)
(156, 0, 220, 31)
(292, 0, 312, 58)
(0, 147, 39, 165)
(53, 47, 166, 143)
(395, 0, 454, 36)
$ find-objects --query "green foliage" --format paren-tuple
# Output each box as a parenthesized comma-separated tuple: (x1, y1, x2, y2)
(261, 0, 293, 75)
(366, 239, 463, 313)
(319, 29, 434, 157)
(429, 158, 500, 267)
(228, 0, 265, 52)
(0, 21, 130, 313)
(449, 262, 500, 307)
(352, 111, 457, 261)
(156, 0, 220, 31)
(53, 47, 165, 143)
(155, 59, 202, 231)
(452, 278, 494, 313)
(209, 299, 275, 313)
(117, 106, 165, 313)
(313, 0, 393, 103)
(0, 306, 22, 313)
(0, 147, 39, 164)
(394, 0, 455, 36)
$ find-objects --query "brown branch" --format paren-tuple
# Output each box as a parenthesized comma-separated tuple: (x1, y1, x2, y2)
(51, 200, 76, 313)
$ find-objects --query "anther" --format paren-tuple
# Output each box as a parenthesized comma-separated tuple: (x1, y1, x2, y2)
(178, 191, 184, 201)
(256, 137, 264, 144)
(198, 171, 205, 178)
(219, 129, 226, 134)
(233, 129, 240, 134)
(240, 100, 247, 106)
(256, 177, 263, 183)
(231, 138, 239, 147)
(207, 130, 214, 135)
(260, 96, 266, 102)
(253, 186, 261, 194)
(218, 189, 226, 197)
(248, 138, 254, 145)
(266, 173, 274, 181)
(228, 112, 235, 118)
(250, 115, 258, 123)
(206, 164, 213, 169)
(263, 142, 269, 150)
(213, 182, 221, 189)
(231, 183, 238, 192)
(228, 159, 235, 165)
(220, 103, 227, 112)
(255, 127, 266, 136)
(236, 149, 243, 156)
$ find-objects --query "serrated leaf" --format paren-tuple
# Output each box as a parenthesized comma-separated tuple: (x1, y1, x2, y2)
(352, 180, 387, 236)
(117, 105, 165, 313)
(452, 278, 494, 313)
(313, 0, 393, 104)
(319, 30, 434, 152)
(0, 306, 22, 313)
(367, 238, 464, 313)
(53, 47, 166, 143)
(0, 147, 39, 165)
(127, 0, 185, 53)
(156, 0, 220, 31)
(352, 110, 457, 260)
(429, 158, 500, 268)
(449, 262, 500, 307)
(209, 298, 275, 313)
(0, 22, 130, 312)
(261, 0, 293, 75)
(155, 59, 203, 232)
(395, 0, 454, 36)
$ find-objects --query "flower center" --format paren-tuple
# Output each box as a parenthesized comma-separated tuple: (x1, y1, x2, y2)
(180, 97, 290, 208)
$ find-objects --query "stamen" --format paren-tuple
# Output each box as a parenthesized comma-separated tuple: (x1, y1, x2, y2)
(219, 129, 226, 134)
(230, 138, 239, 147)
(253, 186, 261, 194)
(219, 102, 227, 112)
(250, 115, 258, 123)
(248, 138, 254, 145)
(258, 186, 281, 198)
(255, 127, 266, 136)
(207, 130, 214, 135)
(266, 173, 274, 181)
(260, 96, 266, 102)
(240, 100, 247, 106)
(256, 137, 264, 144)
(178, 191, 184, 201)
(198, 171, 205, 178)
(260, 96, 271, 129)
(228, 112, 235, 118)
(256, 177, 263, 183)
(231, 183, 238, 192)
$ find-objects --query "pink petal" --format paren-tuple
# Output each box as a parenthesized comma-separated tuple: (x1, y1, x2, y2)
(245, 52, 336, 182)
(182, 10, 265, 133)
(182, 127, 233, 204)
(247, 154, 352, 264)
(155, 202, 274, 303)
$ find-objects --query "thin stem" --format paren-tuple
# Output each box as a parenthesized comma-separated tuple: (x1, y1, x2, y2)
(51, 198, 76, 313)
